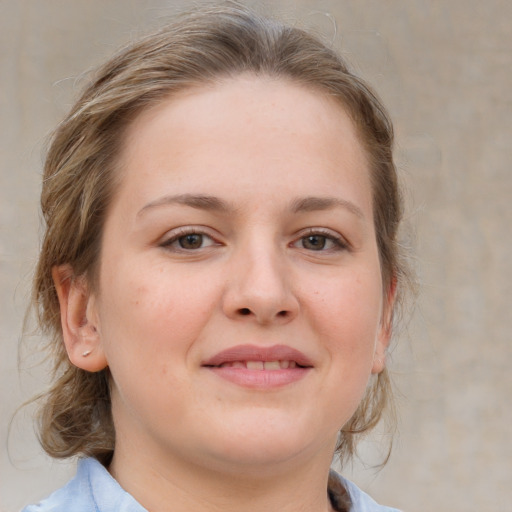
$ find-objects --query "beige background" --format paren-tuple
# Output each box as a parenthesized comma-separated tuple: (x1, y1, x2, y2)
(1, 1, 511, 511)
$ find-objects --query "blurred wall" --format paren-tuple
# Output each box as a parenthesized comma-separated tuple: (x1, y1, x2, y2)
(1, 1, 511, 511)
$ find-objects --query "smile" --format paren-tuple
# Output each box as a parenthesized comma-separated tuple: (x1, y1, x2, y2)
(217, 360, 300, 370)
(202, 345, 313, 389)
(202, 344, 313, 368)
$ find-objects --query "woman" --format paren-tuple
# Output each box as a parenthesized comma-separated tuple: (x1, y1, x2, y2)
(24, 4, 408, 511)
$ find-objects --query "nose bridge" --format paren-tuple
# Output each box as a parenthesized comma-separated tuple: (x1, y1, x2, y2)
(223, 230, 298, 323)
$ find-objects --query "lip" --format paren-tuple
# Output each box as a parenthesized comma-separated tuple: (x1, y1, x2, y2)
(201, 344, 313, 389)
(202, 344, 314, 367)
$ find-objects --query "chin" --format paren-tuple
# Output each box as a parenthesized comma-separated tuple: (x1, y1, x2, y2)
(199, 418, 333, 472)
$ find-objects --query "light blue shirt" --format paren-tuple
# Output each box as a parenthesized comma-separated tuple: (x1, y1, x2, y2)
(22, 457, 401, 512)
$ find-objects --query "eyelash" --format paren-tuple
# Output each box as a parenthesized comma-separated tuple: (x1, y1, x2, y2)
(159, 227, 219, 252)
(159, 227, 349, 253)
(292, 228, 349, 252)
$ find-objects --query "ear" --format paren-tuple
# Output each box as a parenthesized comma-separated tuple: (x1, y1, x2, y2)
(52, 265, 107, 372)
(372, 276, 397, 374)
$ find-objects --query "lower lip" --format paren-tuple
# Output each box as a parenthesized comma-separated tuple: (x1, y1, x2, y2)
(205, 367, 311, 389)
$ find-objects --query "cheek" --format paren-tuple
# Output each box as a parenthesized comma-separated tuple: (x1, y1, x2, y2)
(96, 268, 215, 419)
(97, 261, 221, 366)
(310, 270, 383, 359)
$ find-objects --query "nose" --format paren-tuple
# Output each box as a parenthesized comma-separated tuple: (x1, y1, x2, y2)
(222, 241, 299, 325)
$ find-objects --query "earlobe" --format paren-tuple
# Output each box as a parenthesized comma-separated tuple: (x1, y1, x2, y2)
(372, 275, 397, 375)
(371, 343, 388, 374)
(372, 324, 391, 375)
(52, 265, 108, 372)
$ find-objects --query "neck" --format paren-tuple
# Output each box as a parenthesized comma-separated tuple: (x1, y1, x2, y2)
(109, 438, 336, 512)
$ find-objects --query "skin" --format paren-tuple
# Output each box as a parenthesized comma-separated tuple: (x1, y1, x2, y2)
(55, 76, 393, 512)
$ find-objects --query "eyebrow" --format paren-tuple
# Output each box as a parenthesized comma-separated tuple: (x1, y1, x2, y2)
(138, 194, 234, 217)
(137, 193, 364, 219)
(290, 196, 365, 218)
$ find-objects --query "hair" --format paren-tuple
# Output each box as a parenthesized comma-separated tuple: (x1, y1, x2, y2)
(31, 2, 409, 468)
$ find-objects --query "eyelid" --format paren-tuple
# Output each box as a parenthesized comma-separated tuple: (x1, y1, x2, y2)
(159, 226, 221, 251)
(158, 225, 350, 253)
(292, 227, 351, 251)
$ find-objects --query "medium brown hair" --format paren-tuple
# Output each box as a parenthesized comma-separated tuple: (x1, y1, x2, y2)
(32, 3, 408, 466)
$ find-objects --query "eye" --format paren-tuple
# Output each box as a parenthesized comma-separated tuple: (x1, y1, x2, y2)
(177, 233, 208, 249)
(293, 229, 348, 252)
(301, 234, 330, 251)
(161, 228, 218, 251)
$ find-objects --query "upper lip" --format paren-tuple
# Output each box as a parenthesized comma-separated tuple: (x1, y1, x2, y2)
(202, 344, 314, 368)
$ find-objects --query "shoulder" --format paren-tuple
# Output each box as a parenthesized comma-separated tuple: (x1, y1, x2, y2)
(21, 458, 147, 512)
(329, 470, 402, 512)
(21, 459, 94, 512)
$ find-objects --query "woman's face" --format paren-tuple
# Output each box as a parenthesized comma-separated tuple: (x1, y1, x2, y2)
(84, 77, 391, 474)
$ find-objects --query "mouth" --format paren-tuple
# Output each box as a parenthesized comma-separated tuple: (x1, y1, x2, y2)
(201, 344, 313, 388)
(212, 360, 302, 370)
(202, 344, 313, 369)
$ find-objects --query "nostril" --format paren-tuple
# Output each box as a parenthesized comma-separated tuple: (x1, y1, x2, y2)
(235, 308, 291, 319)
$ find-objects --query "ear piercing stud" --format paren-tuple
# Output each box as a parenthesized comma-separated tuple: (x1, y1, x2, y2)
(82, 350, 92, 358)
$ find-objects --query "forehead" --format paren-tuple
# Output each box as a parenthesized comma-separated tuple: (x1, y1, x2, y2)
(115, 76, 372, 215)
(122, 75, 366, 157)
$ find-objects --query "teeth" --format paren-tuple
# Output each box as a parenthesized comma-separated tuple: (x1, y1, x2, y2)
(219, 360, 297, 370)
(219, 361, 245, 368)
(246, 361, 264, 370)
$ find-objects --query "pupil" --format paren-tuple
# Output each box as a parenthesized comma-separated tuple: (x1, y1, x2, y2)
(303, 235, 326, 250)
(179, 234, 202, 249)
